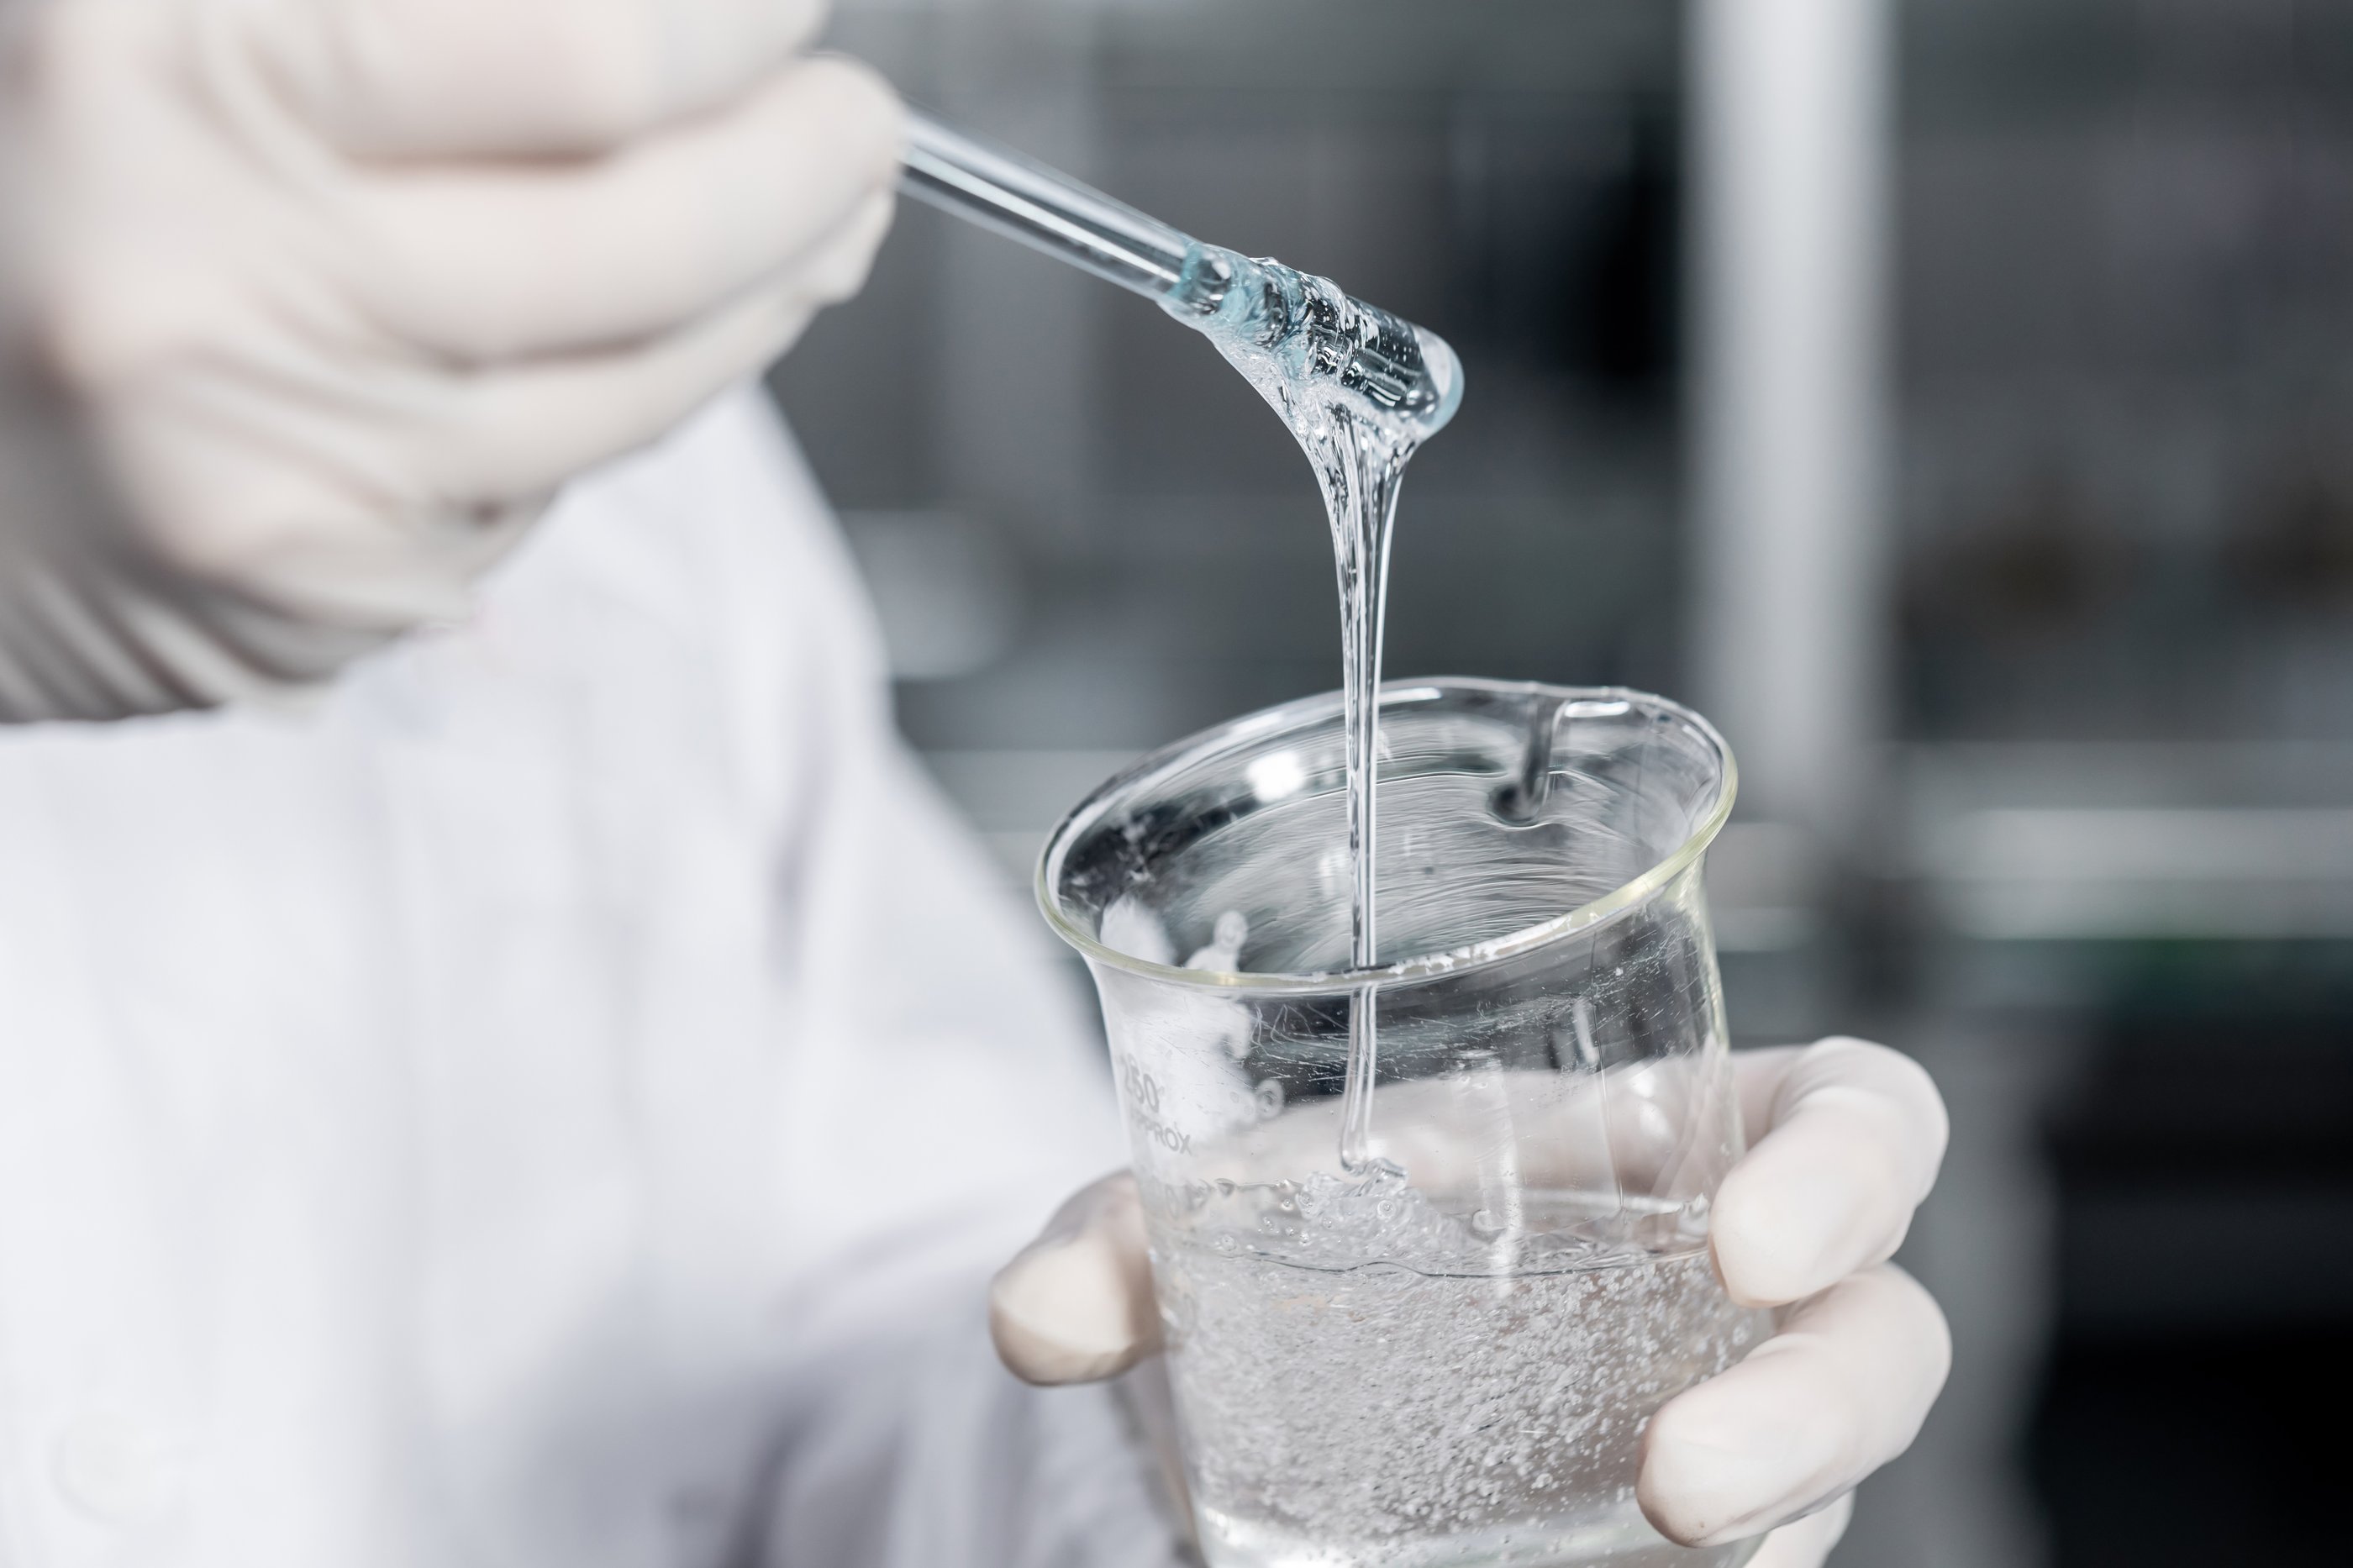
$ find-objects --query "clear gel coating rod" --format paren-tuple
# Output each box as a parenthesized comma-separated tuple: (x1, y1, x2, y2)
(899, 109, 1193, 300)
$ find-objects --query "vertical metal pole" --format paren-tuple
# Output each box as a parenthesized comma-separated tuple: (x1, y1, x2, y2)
(1690, 0, 1893, 850)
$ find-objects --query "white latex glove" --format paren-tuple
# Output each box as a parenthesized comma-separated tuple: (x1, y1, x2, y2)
(0, 0, 899, 720)
(991, 1038, 1952, 1568)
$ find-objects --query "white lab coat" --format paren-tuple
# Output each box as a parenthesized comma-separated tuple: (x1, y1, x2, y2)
(0, 388, 1177, 1568)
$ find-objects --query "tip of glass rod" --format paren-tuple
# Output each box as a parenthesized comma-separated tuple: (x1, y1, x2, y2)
(1413, 325, 1466, 434)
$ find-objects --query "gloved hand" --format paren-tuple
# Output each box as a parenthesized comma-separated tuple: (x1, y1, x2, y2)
(0, 0, 899, 720)
(990, 1037, 1952, 1568)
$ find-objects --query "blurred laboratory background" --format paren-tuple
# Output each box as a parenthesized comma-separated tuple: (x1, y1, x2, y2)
(776, 2, 2353, 1564)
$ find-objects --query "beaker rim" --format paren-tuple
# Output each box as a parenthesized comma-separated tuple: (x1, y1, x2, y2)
(1034, 678, 1739, 995)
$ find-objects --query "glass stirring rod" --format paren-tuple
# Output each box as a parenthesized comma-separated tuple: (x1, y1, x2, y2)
(899, 109, 1462, 433)
(899, 109, 1189, 299)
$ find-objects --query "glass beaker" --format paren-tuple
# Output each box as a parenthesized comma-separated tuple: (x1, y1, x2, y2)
(1039, 680, 1766, 1568)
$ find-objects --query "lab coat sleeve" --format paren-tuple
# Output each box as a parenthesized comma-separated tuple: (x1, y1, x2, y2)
(708, 392, 1186, 1565)
(756, 1274, 1189, 1568)
(758, 745, 1189, 1568)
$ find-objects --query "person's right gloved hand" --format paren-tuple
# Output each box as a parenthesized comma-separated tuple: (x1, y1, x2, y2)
(0, 0, 900, 721)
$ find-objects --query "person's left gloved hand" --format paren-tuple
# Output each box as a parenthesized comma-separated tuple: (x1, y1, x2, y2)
(988, 1037, 1952, 1568)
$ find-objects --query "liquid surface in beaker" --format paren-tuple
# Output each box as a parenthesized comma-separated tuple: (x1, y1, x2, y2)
(1155, 1185, 1766, 1568)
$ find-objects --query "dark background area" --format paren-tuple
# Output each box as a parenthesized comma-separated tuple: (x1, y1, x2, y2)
(776, 2, 2353, 1562)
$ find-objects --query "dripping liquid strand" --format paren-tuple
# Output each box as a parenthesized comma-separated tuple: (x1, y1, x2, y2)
(1164, 243, 1456, 1178)
(1326, 408, 1406, 1176)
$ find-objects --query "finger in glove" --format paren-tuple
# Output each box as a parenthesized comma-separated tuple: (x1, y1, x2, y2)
(990, 1171, 1161, 1386)
(1638, 1264, 1950, 1547)
(1714, 1039, 1949, 1308)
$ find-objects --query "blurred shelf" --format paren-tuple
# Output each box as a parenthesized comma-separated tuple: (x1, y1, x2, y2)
(1925, 808, 2353, 940)
(1905, 743, 2353, 942)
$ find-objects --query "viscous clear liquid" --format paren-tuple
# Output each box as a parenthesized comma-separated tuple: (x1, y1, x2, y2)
(1154, 1187, 1768, 1568)
(1163, 252, 1758, 1568)
(1165, 245, 1461, 1171)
